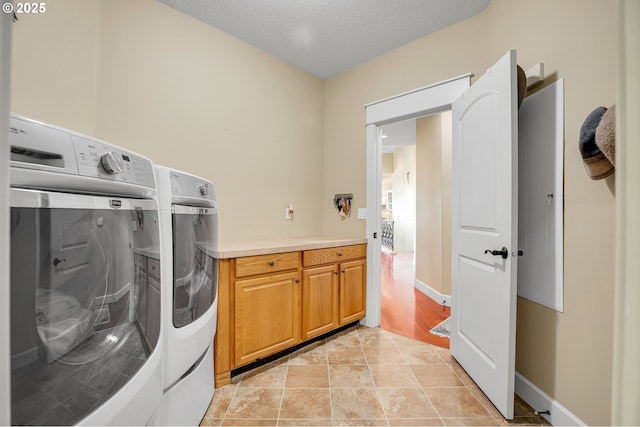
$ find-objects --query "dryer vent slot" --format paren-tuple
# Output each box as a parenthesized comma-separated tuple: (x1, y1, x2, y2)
(11, 146, 64, 168)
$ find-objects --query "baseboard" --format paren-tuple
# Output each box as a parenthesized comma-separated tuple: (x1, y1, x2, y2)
(515, 372, 586, 426)
(414, 278, 450, 307)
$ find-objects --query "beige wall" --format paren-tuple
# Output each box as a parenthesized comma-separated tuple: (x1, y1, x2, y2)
(323, 1, 616, 424)
(381, 153, 393, 174)
(415, 113, 452, 296)
(10, 0, 325, 243)
(390, 145, 416, 253)
(10, 0, 101, 135)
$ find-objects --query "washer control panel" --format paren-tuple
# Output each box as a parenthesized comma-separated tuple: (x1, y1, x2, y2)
(73, 135, 155, 188)
(169, 171, 216, 203)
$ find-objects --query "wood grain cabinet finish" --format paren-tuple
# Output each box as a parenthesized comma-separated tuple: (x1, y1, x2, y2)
(236, 252, 299, 277)
(303, 244, 367, 267)
(302, 264, 339, 340)
(338, 259, 366, 324)
(234, 271, 300, 366)
(214, 243, 366, 388)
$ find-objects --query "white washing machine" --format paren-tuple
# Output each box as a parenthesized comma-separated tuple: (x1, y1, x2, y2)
(7, 116, 163, 425)
(154, 166, 217, 426)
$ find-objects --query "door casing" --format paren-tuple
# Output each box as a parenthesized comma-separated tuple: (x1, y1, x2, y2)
(363, 74, 472, 327)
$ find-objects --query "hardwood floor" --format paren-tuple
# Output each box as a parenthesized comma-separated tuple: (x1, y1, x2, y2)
(380, 251, 451, 348)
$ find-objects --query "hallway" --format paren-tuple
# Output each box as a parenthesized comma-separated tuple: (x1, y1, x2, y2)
(380, 252, 450, 348)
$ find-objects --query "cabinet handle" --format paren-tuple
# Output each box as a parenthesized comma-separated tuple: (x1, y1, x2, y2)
(295, 278, 300, 284)
(337, 252, 343, 257)
(334, 271, 339, 275)
(342, 269, 346, 274)
(269, 261, 275, 267)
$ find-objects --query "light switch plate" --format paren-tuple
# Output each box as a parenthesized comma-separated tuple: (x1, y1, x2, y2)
(357, 208, 367, 220)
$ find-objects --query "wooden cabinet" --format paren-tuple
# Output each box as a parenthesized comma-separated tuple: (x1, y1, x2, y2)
(214, 243, 366, 387)
(302, 264, 338, 340)
(338, 259, 366, 324)
(301, 244, 367, 336)
(234, 271, 300, 366)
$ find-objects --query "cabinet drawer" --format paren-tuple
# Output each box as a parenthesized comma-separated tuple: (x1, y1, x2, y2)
(303, 244, 366, 267)
(235, 251, 299, 278)
(147, 258, 161, 280)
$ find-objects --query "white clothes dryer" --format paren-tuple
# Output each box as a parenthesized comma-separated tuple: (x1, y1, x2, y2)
(154, 166, 217, 426)
(7, 116, 162, 425)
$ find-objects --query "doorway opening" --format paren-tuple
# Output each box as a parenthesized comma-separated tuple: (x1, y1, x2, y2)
(362, 73, 472, 332)
(378, 114, 452, 347)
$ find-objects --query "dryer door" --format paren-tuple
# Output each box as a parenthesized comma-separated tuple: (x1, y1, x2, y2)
(9, 189, 161, 426)
(172, 205, 218, 328)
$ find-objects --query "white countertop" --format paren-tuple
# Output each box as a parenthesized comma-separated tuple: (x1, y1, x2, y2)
(214, 237, 368, 259)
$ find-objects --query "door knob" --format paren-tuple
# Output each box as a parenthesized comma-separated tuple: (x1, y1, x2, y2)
(484, 247, 509, 259)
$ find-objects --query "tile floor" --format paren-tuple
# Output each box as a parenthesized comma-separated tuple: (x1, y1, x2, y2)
(200, 326, 550, 426)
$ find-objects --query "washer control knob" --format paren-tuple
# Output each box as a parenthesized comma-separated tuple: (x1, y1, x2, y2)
(197, 183, 208, 196)
(100, 152, 124, 174)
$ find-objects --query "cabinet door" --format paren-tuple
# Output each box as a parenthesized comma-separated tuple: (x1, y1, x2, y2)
(339, 259, 366, 325)
(302, 265, 338, 340)
(235, 271, 300, 366)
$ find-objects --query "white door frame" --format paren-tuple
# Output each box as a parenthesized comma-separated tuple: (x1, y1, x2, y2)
(363, 74, 472, 327)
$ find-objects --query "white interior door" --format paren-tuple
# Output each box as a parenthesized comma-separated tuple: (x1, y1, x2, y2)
(450, 50, 518, 420)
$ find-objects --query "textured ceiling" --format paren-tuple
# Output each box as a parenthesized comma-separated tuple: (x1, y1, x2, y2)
(157, 0, 491, 78)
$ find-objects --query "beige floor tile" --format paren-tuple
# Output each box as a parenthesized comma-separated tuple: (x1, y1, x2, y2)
(333, 419, 389, 426)
(278, 419, 334, 426)
(468, 386, 502, 418)
(226, 388, 283, 419)
(285, 365, 329, 388)
(434, 346, 458, 363)
(331, 388, 386, 419)
(222, 419, 278, 426)
(357, 330, 398, 347)
(410, 364, 465, 388)
(327, 346, 367, 365)
(391, 333, 431, 347)
(203, 386, 237, 419)
(239, 364, 288, 388)
(204, 327, 547, 426)
(288, 341, 328, 366)
(199, 419, 223, 426)
(503, 416, 550, 425)
(424, 387, 492, 418)
(377, 388, 439, 419)
(400, 345, 444, 365)
(513, 395, 542, 418)
(387, 418, 443, 426)
(449, 362, 477, 387)
(362, 346, 405, 365)
(326, 330, 361, 348)
(369, 365, 421, 388)
(279, 388, 332, 420)
(329, 365, 375, 388)
(442, 417, 505, 426)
